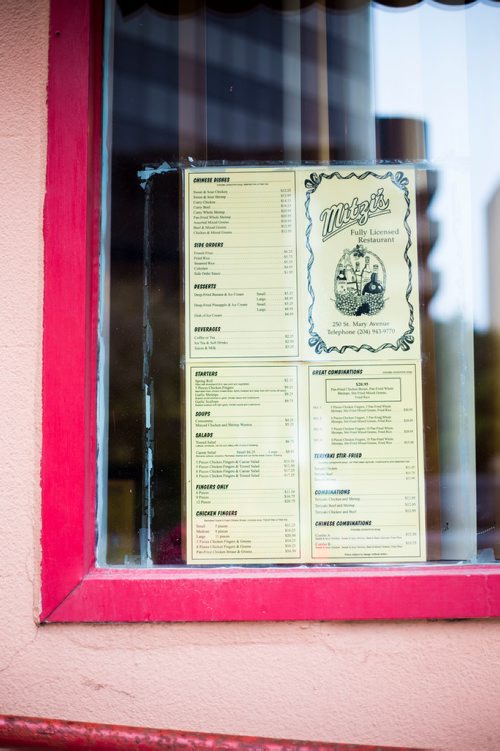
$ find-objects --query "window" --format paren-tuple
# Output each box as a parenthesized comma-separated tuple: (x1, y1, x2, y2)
(41, 0, 500, 622)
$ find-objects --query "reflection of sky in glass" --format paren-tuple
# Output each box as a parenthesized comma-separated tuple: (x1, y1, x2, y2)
(373, 2, 500, 331)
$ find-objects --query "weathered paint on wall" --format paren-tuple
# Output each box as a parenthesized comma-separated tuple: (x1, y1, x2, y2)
(0, 1, 498, 750)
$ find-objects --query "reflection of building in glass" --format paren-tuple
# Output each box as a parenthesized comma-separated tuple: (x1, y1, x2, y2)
(488, 187, 500, 332)
(103, 6, 490, 564)
(108, 2, 377, 563)
(475, 185, 500, 557)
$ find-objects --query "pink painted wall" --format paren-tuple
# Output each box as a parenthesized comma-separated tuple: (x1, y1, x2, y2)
(0, 1, 498, 749)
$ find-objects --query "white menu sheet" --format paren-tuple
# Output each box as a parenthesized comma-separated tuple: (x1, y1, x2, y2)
(183, 166, 426, 564)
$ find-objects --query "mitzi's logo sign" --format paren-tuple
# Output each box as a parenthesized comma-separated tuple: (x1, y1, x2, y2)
(319, 187, 391, 241)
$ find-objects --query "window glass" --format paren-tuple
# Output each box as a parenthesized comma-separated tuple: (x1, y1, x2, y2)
(98, 0, 500, 566)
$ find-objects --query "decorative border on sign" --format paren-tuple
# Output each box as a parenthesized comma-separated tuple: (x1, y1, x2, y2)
(305, 170, 414, 355)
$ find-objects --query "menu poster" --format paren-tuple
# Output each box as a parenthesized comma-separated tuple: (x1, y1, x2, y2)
(185, 170, 299, 360)
(183, 166, 426, 564)
(305, 170, 419, 358)
(309, 363, 424, 561)
(187, 365, 302, 563)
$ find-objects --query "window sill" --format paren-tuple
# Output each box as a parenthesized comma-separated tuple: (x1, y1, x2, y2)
(41, 564, 500, 622)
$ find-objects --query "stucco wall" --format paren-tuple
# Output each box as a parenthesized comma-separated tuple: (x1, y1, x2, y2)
(0, 2, 498, 750)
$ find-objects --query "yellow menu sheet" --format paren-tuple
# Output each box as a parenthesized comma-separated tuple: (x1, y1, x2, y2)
(183, 166, 426, 564)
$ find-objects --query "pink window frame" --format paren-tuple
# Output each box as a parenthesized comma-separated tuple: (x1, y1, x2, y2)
(41, 0, 500, 623)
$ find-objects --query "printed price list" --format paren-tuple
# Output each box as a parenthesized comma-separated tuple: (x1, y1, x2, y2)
(189, 365, 300, 562)
(309, 364, 424, 561)
(187, 171, 298, 359)
(183, 165, 425, 565)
